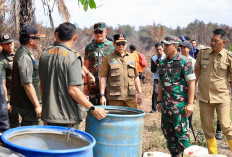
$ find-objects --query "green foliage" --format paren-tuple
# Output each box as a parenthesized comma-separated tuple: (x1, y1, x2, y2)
(192, 130, 207, 147)
(78, 0, 96, 11)
(229, 43, 232, 51)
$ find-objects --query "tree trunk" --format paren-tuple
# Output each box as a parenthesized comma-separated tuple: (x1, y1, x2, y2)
(19, 0, 33, 28)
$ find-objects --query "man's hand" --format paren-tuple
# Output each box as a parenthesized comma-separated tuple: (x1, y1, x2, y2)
(7, 103, 12, 113)
(157, 103, 161, 113)
(87, 73, 95, 85)
(100, 96, 106, 106)
(91, 107, 108, 120)
(137, 92, 142, 106)
(35, 106, 42, 118)
(185, 104, 193, 118)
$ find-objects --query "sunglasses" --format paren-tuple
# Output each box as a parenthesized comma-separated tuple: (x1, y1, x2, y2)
(115, 42, 126, 46)
(94, 30, 104, 34)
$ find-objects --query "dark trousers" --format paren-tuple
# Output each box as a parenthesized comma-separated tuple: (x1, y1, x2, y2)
(152, 79, 159, 111)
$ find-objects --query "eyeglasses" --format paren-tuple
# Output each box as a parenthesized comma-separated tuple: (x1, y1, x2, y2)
(94, 30, 104, 34)
(115, 42, 126, 46)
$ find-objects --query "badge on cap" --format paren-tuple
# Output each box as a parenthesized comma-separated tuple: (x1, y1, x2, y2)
(4, 34, 9, 39)
(119, 34, 124, 40)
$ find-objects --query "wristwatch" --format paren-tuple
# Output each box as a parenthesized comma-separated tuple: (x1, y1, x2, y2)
(100, 94, 105, 97)
(157, 100, 162, 104)
(89, 106, 95, 112)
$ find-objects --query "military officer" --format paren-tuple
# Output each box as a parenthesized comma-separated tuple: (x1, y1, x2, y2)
(84, 22, 115, 105)
(157, 35, 196, 157)
(195, 29, 232, 154)
(11, 25, 44, 126)
(99, 34, 142, 108)
(0, 33, 20, 128)
(0, 68, 9, 133)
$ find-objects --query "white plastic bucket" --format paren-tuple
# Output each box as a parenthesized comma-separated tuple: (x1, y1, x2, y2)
(183, 145, 208, 157)
(208, 155, 227, 157)
(143, 152, 171, 157)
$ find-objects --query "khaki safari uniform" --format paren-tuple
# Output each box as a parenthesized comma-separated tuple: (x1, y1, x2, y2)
(99, 51, 138, 108)
(195, 48, 232, 140)
(39, 42, 86, 127)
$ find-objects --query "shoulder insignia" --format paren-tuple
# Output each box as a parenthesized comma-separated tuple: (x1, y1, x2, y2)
(227, 51, 232, 57)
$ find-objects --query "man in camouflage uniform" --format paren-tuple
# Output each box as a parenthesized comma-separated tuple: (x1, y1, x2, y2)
(157, 36, 196, 157)
(0, 33, 19, 128)
(84, 22, 114, 105)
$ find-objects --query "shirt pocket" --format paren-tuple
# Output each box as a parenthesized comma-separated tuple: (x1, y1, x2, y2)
(128, 81, 136, 96)
(128, 64, 135, 77)
(109, 82, 121, 96)
(214, 62, 228, 77)
(110, 64, 120, 76)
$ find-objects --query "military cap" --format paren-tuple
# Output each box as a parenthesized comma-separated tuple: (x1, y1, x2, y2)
(20, 25, 45, 39)
(162, 35, 181, 45)
(113, 34, 127, 43)
(94, 22, 106, 31)
(180, 41, 192, 49)
(0, 33, 14, 44)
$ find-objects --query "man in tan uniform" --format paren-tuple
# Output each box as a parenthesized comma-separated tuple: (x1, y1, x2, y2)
(195, 29, 232, 154)
(99, 34, 142, 108)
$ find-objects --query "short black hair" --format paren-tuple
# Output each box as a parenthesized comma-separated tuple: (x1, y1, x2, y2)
(57, 22, 76, 41)
(129, 44, 136, 51)
(155, 42, 162, 48)
(184, 36, 191, 41)
(19, 38, 29, 45)
(190, 40, 196, 43)
(213, 29, 226, 39)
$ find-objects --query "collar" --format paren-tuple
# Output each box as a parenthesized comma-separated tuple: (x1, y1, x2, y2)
(2, 50, 15, 57)
(22, 46, 34, 55)
(114, 50, 128, 57)
(165, 53, 179, 61)
(53, 42, 72, 51)
(211, 48, 226, 56)
(94, 39, 110, 47)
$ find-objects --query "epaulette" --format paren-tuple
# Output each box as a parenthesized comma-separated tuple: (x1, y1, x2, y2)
(227, 51, 232, 57)
(73, 50, 81, 56)
(198, 45, 211, 51)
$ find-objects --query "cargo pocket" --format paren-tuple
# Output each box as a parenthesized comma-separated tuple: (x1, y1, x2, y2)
(109, 82, 121, 96)
(128, 64, 135, 77)
(128, 81, 136, 95)
(110, 64, 120, 77)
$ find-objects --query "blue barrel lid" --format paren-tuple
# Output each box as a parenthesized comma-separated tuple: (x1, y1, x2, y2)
(1, 125, 96, 154)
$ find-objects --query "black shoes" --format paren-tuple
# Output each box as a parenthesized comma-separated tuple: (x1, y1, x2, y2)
(215, 131, 223, 140)
(150, 110, 156, 113)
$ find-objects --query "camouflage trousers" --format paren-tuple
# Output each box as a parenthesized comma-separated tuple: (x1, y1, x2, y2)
(161, 106, 191, 155)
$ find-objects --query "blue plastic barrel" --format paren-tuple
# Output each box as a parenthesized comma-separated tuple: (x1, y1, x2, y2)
(85, 106, 145, 157)
(1, 126, 96, 157)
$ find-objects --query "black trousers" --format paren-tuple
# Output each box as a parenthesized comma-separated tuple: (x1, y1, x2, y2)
(152, 79, 159, 110)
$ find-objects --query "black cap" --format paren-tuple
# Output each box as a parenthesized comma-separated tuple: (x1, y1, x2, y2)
(0, 33, 14, 44)
(20, 25, 45, 39)
(113, 34, 127, 42)
(180, 41, 192, 49)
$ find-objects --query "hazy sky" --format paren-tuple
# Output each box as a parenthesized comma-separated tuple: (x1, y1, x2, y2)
(35, 0, 232, 29)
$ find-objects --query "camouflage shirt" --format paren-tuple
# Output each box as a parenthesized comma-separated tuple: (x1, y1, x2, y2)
(84, 39, 114, 92)
(158, 53, 196, 108)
